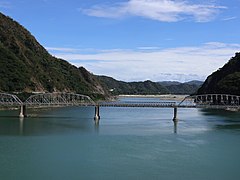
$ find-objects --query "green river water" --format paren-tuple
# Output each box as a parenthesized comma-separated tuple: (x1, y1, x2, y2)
(0, 97, 240, 180)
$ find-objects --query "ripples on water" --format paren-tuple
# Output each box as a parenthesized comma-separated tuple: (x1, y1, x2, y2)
(0, 98, 240, 180)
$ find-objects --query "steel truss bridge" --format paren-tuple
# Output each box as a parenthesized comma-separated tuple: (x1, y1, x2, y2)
(0, 92, 96, 106)
(0, 93, 240, 121)
(179, 94, 240, 109)
(0, 93, 96, 118)
(0, 93, 23, 106)
(25, 93, 96, 106)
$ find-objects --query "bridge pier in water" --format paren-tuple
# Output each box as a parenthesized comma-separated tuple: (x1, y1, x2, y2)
(173, 120, 178, 134)
(172, 107, 178, 133)
(19, 105, 27, 118)
(173, 107, 178, 121)
(94, 105, 100, 124)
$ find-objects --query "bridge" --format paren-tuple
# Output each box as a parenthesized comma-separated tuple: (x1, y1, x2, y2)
(98, 101, 177, 108)
(179, 94, 240, 108)
(0, 92, 96, 118)
(0, 92, 240, 123)
(0, 93, 23, 106)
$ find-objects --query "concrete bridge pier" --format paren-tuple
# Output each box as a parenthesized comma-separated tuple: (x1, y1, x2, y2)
(19, 117, 24, 135)
(94, 105, 100, 123)
(173, 107, 178, 121)
(173, 120, 178, 134)
(19, 105, 27, 118)
(172, 107, 178, 133)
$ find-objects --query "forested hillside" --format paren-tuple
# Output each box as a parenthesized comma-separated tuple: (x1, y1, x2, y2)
(158, 81, 202, 94)
(98, 76, 202, 95)
(0, 12, 108, 99)
(98, 76, 169, 95)
(198, 53, 240, 95)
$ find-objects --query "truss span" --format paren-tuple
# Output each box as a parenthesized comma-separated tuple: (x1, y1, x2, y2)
(0, 93, 23, 106)
(178, 94, 240, 109)
(25, 93, 96, 107)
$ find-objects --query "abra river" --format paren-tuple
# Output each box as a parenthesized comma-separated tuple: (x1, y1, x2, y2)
(0, 97, 240, 180)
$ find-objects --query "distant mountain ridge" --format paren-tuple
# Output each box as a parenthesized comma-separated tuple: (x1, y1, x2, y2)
(197, 53, 240, 95)
(0, 12, 108, 99)
(98, 76, 169, 95)
(158, 80, 203, 95)
(98, 76, 202, 95)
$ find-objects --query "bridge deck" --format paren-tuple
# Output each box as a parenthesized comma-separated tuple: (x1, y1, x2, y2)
(0, 92, 240, 110)
(98, 102, 196, 108)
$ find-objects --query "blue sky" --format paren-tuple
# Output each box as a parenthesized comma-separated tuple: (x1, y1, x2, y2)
(1, 0, 240, 82)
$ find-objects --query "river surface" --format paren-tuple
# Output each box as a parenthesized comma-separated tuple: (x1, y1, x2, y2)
(0, 97, 240, 180)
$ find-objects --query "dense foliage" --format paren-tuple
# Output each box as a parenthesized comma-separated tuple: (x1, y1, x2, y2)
(0, 12, 108, 99)
(197, 53, 240, 95)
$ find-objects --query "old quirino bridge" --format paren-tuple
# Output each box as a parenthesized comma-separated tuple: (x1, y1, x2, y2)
(0, 92, 240, 123)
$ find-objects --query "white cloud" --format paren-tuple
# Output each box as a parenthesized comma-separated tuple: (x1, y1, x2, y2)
(137, 46, 161, 50)
(222, 16, 237, 21)
(81, 0, 226, 22)
(46, 47, 79, 52)
(48, 42, 240, 82)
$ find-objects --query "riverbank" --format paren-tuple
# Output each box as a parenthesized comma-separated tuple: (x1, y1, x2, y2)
(0, 106, 19, 110)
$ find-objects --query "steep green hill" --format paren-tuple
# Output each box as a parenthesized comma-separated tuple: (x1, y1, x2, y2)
(0, 12, 108, 99)
(197, 53, 240, 95)
(98, 76, 169, 95)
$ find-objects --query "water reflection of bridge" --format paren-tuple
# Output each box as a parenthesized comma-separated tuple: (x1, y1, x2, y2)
(0, 93, 240, 123)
